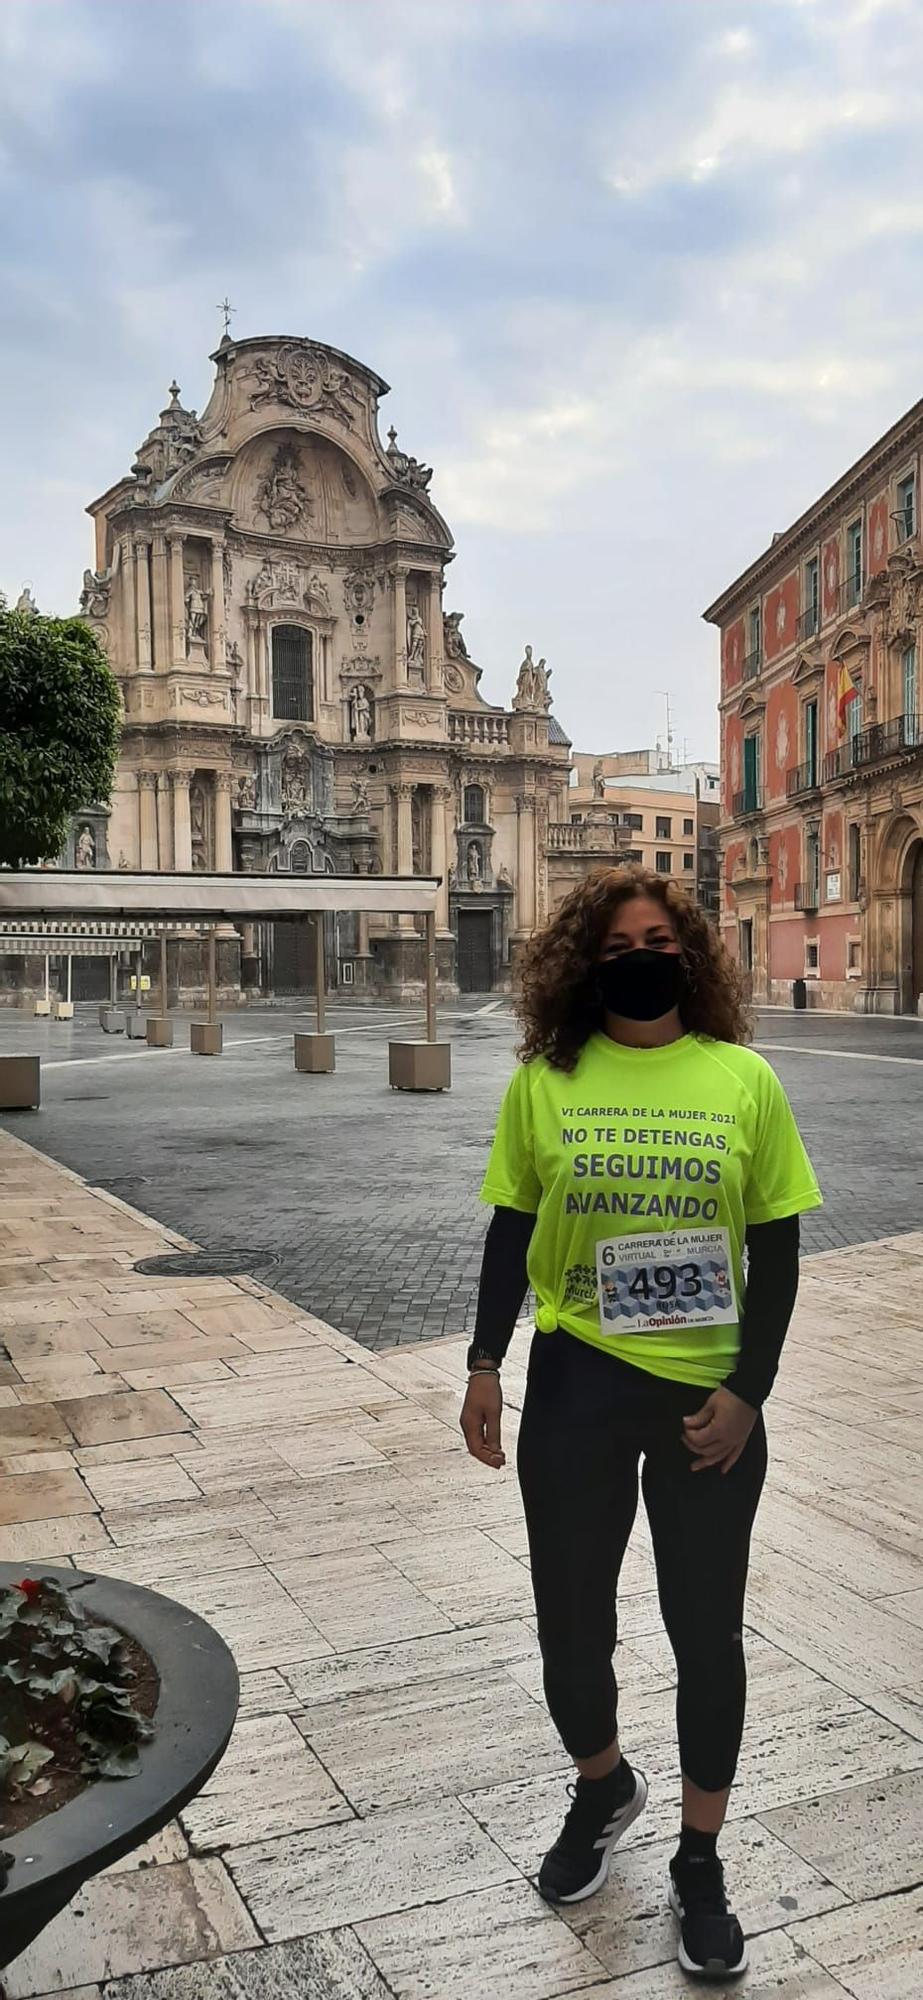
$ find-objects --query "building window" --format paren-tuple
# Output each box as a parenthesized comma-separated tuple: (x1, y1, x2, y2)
(896, 473, 915, 543)
(683, 817, 694, 836)
(463, 783, 486, 824)
(847, 691, 862, 760)
(803, 555, 820, 636)
(656, 815, 672, 839)
(806, 940, 819, 972)
(746, 604, 762, 674)
(804, 698, 818, 787)
(623, 811, 643, 831)
(271, 626, 314, 722)
(741, 731, 761, 813)
(902, 643, 917, 725)
(290, 839, 311, 873)
(846, 518, 863, 606)
(806, 826, 820, 905)
(655, 851, 671, 874)
(847, 939, 861, 972)
(848, 822, 861, 902)
(683, 852, 694, 871)
(621, 848, 643, 864)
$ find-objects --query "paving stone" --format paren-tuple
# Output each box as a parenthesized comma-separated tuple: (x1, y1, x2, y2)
(181, 1712, 353, 1848)
(356, 1878, 608, 1999)
(225, 1797, 517, 1941)
(269, 1545, 454, 1652)
(4, 1859, 259, 1997)
(99, 1932, 392, 1998)
(567, 1924, 850, 1995)
(284, 1616, 537, 1706)
(0, 1466, 95, 1524)
(789, 1884, 923, 1998)
(759, 1768, 923, 1899)
(55, 1388, 191, 1448)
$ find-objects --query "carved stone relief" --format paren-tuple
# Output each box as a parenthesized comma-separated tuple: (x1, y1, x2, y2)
(190, 781, 211, 872)
(80, 569, 111, 620)
(247, 343, 363, 427)
(257, 443, 311, 533)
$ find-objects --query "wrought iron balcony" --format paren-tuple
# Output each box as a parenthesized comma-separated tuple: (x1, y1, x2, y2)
(797, 605, 820, 641)
(795, 881, 820, 913)
(823, 712, 921, 782)
(732, 786, 763, 819)
(835, 574, 865, 616)
(786, 759, 820, 799)
(742, 648, 762, 681)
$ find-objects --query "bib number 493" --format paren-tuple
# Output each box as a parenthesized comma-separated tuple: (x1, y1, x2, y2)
(596, 1230, 737, 1335)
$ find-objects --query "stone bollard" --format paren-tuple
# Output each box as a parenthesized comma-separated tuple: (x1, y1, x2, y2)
(0, 1056, 41, 1110)
(51, 1000, 74, 1021)
(146, 1019, 174, 1048)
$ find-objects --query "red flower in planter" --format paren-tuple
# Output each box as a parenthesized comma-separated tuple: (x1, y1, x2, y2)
(17, 1579, 42, 1598)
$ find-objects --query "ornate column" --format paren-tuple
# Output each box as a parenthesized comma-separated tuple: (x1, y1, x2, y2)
(215, 772, 234, 872)
(168, 534, 186, 665)
(138, 773, 159, 870)
(516, 792, 536, 932)
(395, 782, 414, 874)
(210, 539, 226, 665)
(150, 533, 170, 670)
(431, 784, 451, 928)
(392, 569, 407, 686)
(171, 770, 192, 872)
(426, 575, 443, 691)
(120, 535, 137, 665)
(156, 773, 174, 871)
(134, 539, 153, 670)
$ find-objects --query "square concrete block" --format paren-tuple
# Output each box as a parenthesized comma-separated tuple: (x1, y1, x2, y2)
(191, 1021, 223, 1055)
(294, 1032, 336, 1074)
(33, 997, 51, 1017)
(99, 1005, 126, 1033)
(146, 1017, 175, 1048)
(51, 999, 74, 1021)
(125, 1012, 149, 1040)
(388, 1040, 452, 1092)
(0, 1055, 41, 1109)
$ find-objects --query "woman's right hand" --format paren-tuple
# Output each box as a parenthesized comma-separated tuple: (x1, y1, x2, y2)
(460, 1371, 505, 1470)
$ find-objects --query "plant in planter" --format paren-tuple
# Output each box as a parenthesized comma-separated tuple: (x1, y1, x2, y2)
(0, 1576, 158, 1838)
(0, 1564, 238, 1975)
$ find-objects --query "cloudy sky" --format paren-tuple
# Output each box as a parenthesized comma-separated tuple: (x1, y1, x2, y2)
(2, 0, 923, 758)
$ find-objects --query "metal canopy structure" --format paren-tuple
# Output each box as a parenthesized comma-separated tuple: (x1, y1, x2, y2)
(0, 871, 439, 922)
(0, 870, 445, 1053)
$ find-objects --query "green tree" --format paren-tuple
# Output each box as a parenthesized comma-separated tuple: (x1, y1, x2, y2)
(0, 605, 121, 869)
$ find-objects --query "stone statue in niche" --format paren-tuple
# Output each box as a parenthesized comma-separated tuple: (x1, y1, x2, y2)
(348, 685, 373, 741)
(466, 840, 482, 884)
(190, 784, 209, 871)
(75, 825, 96, 869)
(350, 775, 369, 812)
(258, 443, 310, 533)
(592, 760, 606, 801)
(250, 560, 274, 605)
(184, 577, 209, 651)
(226, 638, 243, 677)
(237, 772, 257, 811)
(497, 863, 513, 889)
(308, 573, 332, 614)
(223, 548, 233, 611)
(406, 603, 426, 679)
(282, 753, 310, 815)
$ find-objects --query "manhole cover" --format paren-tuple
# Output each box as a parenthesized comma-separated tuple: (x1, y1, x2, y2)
(133, 1249, 281, 1278)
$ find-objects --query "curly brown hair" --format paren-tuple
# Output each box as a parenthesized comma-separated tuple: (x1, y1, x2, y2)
(515, 866, 752, 1071)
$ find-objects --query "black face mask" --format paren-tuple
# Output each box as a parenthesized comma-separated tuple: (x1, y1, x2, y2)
(598, 948, 686, 1023)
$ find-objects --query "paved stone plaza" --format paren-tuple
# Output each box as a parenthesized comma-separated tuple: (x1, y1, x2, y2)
(0, 1116, 921, 1998)
(1, 1001, 922, 1347)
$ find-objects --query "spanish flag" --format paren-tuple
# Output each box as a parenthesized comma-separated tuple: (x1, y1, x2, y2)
(836, 661, 859, 734)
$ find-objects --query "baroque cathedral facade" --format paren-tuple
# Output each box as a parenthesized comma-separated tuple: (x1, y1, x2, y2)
(66, 331, 573, 998)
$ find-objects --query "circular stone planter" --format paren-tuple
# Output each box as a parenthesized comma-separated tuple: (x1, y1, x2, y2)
(0, 1564, 239, 1971)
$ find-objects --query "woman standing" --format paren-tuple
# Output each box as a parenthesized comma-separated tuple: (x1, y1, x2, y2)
(461, 868, 821, 1981)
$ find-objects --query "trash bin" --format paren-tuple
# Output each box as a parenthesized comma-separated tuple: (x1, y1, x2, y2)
(793, 978, 807, 1010)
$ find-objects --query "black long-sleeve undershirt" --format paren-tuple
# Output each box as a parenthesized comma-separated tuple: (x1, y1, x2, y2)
(470, 1205, 800, 1409)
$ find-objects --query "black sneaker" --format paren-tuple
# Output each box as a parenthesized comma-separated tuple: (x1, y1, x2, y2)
(668, 1851, 748, 1979)
(537, 1764, 648, 1904)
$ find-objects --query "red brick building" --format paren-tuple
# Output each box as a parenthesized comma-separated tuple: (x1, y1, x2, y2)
(705, 397, 923, 1013)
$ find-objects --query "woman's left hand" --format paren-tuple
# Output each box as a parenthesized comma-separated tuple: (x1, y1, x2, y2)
(682, 1386, 757, 1475)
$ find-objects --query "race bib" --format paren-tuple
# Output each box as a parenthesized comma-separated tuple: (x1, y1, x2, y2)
(596, 1229, 737, 1336)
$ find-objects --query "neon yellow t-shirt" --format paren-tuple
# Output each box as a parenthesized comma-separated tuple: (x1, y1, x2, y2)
(480, 1033, 822, 1388)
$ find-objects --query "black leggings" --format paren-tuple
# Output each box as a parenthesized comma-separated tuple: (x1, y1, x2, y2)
(517, 1328, 767, 1793)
